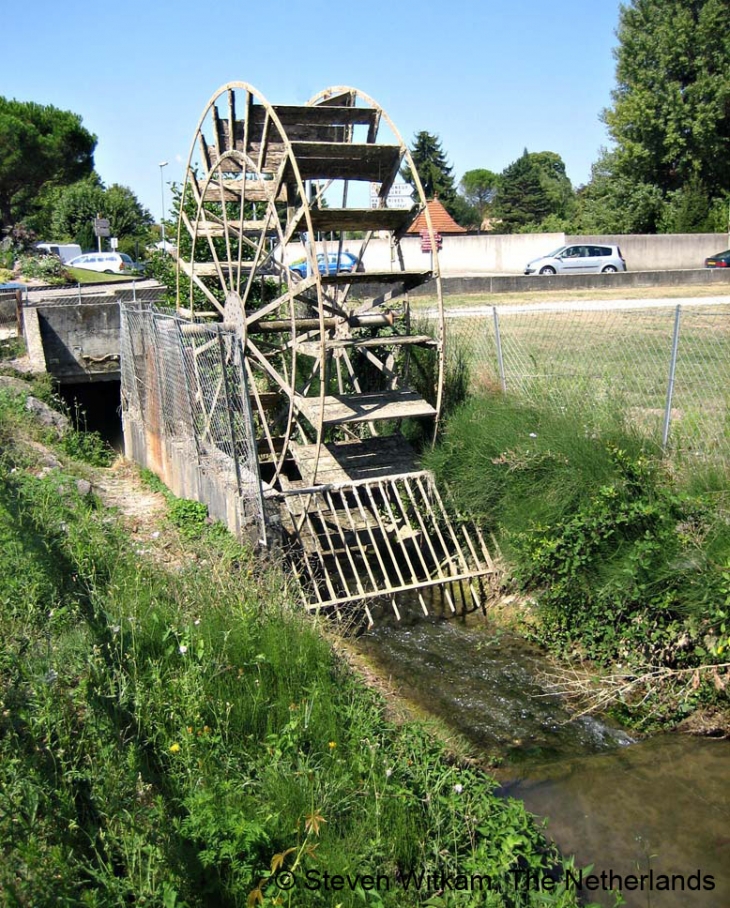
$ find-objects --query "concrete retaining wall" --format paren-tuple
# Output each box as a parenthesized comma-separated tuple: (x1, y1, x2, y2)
(412, 266, 730, 297)
(288, 232, 730, 276)
(25, 300, 120, 382)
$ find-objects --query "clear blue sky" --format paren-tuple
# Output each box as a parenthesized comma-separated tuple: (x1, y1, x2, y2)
(4, 0, 622, 225)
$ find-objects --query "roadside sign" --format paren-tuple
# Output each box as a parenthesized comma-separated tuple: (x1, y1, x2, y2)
(93, 218, 111, 237)
(369, 181, 414, 210)
(110, 237, 118, 250)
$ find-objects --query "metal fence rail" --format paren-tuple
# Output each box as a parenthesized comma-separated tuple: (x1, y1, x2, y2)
(437, 301, 730, 463)
(120, 303, 265, 542)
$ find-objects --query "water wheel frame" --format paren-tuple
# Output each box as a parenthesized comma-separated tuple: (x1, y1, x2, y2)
(175, 81, 445, 490)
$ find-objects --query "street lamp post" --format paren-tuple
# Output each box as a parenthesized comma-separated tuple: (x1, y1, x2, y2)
(159, 161, 169, 249)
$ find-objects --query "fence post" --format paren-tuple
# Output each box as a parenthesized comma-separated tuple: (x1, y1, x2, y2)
(662, 304, 682, 450)
(216, 327, 243, 498)
(492, 306, 507, 392)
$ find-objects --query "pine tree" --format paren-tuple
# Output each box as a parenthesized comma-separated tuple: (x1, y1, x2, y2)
(492, 151, 551, 232)
(401, 132, 457, 207)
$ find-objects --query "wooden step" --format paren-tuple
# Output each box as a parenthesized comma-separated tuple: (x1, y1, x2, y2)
(194, 220, 278, 238)
(291, 207, 414, 234)
(178, 260, 255, 278)
(324, 334, 436, 349)
(319, 270, 431, 290)
(294, 389, 436, 427)
(291, 436, 420, 485)
(294, 334, 437, 357)
(200, 179, 287, 203)
(212, 105, 378, 155)
(285, 142, 402, 183)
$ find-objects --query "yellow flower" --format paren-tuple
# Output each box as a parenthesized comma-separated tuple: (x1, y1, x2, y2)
(169, 742, 181, 753)
(328, 741, 337, 749)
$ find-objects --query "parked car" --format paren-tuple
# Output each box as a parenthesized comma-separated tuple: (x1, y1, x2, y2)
(67, 252, 139, 274)
(525, 244, 627, 275)
(35, 242, 82, 264)
(289, 251, 360, 278)
(704, 249, 730, 268)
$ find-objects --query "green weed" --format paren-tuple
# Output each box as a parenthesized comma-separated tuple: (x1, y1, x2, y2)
(0, 390, 590, 907)
(426, 389, 730, 726)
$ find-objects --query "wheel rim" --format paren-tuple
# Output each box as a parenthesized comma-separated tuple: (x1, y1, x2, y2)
(177, 82, 445, 489)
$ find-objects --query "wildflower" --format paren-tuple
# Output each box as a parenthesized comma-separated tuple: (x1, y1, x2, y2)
(111, 625, 121, 635)
(186, 726, 193, 734)
(203, 725, 211, 734)
(529, 432, 537, 438)
(169, 743, 181, 753)
(179, 645, 188, 655)
(328, 741, 337, 750)
(453, 783, 463, 794)
(194, 618, 201, 626)
(385, 768, 393, 778)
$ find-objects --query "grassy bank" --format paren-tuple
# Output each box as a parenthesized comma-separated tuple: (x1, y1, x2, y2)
(0, 378, 592, 907)
(425, 391, 730, 729)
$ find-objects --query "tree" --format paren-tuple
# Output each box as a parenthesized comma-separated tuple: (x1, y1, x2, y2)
(527, 152, 575, 221)
(573, 150, 665, 233)
(50, 178, 105, 251)
(0, 97, 96, 231)
(103, 184, 154, 252)
(459, 169, 499, 223)
(401, 132, 457, 209)
(601, 0, 730, 223)
(49, 180, 153, 253)
(491, 150, 552, 232)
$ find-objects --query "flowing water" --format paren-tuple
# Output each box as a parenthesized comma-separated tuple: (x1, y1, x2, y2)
(354, 608, 730, 908)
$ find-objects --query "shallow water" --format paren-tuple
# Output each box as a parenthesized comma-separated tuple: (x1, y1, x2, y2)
(355, 610, 730, 908)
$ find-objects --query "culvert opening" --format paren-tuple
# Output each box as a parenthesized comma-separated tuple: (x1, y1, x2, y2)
(57, 380, 124, 452)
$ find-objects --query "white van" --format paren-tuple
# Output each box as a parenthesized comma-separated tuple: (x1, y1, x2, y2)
(66, 252, 138, 274)
(35, 243, 82, 264)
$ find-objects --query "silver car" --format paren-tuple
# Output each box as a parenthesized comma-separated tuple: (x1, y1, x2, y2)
(525, 244, 626, 275)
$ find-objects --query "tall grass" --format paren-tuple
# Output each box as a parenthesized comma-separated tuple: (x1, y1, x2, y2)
(424, 390, 655, 543)
(0, 382, 590, 907)
(425, 389, 730, 726)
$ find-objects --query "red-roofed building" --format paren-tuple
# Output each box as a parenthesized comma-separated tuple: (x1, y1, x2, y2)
(406, 198, 467, 235)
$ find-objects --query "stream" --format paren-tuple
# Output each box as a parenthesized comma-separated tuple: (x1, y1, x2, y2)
(354, 608, 730, 908)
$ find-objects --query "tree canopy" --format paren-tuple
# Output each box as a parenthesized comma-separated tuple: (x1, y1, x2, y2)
(0, 97, 96, 231)
(459, 169, 499, 224)
(50, 179, 153, 253)
(401, 132, 458, 210)
(491, 150, 553, 232)
(585, 0, 730, 232)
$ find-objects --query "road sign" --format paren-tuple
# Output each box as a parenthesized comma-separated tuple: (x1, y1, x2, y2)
(110, 237, 118, 250)
(93, 218, 111, 237)
(369, 181, 414, 210)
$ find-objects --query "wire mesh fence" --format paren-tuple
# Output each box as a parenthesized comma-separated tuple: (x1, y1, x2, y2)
(437, 301, 730, 465)
(120, 302, 265, 542)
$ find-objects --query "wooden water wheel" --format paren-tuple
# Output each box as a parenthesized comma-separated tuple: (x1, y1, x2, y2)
(176, 81, 444, 490)
(175, 82, 494, 619)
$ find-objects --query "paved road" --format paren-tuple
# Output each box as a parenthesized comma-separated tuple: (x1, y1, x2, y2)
(424, 294, 730, 318)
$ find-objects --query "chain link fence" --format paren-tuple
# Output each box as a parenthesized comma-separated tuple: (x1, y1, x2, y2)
(120, 302, 266, 543)
(438, 301, 730, 464)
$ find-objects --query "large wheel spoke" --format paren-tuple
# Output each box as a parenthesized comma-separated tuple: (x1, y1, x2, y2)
(176, 81, 445, 489)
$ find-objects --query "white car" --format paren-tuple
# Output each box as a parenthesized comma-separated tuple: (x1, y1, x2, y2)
(525, 244, 627, 275)
(67, 252, 138, 274)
